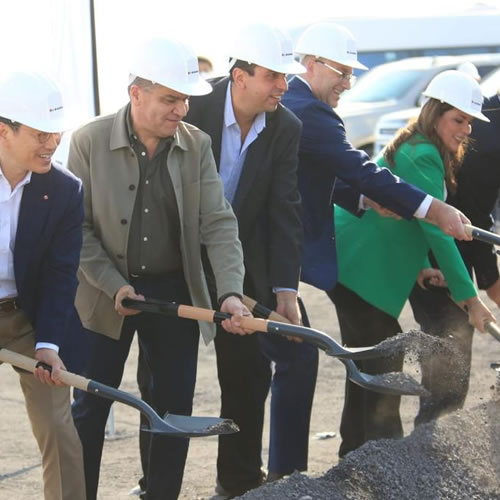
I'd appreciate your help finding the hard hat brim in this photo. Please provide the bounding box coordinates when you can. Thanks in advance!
[422,91,491,123]
[176,78,213,97]
[0,111,77,133]
[258,59,307,75]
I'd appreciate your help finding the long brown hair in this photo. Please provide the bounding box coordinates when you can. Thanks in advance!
[384,99,469,194]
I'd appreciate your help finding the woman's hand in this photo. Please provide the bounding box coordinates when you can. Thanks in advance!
[462,297,496,332]
[417,268,447,289]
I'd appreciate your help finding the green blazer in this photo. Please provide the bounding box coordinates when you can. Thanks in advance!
[335,135,476,318]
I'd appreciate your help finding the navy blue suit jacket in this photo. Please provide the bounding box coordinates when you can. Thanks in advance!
[282,77,427,291]
[13,165,84,371]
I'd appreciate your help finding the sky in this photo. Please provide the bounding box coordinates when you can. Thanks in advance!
[1,0,500,116]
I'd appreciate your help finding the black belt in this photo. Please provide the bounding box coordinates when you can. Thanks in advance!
[0,298,20,313]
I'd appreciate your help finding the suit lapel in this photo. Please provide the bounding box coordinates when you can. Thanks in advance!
[14,172,52,286]
[232,112,274,215]
[205,79,228,167]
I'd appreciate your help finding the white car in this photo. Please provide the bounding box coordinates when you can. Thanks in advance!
[373,65,500,156]
[337,54,500,156]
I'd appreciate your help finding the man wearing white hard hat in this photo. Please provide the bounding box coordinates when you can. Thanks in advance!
[68,36,249,500]
[0,71,86,499]
[184,23,315,497]
[283,22,475,298]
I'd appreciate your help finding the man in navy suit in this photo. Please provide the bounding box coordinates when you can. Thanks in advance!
[0,71,86,500]
[282,22,475,294]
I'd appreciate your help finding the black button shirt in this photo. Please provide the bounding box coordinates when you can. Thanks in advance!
[125,106,182,275]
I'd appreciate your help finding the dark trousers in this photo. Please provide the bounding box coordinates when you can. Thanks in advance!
[137,296,318,496]
[214,326,318,494]
[409,284,473,425]
[328,283,404,457]
[72,273,199,500]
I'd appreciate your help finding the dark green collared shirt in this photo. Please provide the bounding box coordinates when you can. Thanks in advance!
[125,105,182,275]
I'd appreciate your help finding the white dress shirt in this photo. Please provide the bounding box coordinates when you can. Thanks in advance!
[219,82,266,203]
[220,84,295,294]
[0,166,58,352]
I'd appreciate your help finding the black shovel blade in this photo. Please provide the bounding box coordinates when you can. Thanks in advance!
[144,414,240,437]
[87,380,239,437]
[264,321,384,360]
[141,413,239,438]
[344,360,429,397]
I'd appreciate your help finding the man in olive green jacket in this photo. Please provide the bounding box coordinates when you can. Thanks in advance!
[68,37,250,500]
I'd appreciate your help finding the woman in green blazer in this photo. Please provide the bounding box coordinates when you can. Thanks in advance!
[331,70,495,458]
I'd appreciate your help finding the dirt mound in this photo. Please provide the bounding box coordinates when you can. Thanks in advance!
[239,391,500,500]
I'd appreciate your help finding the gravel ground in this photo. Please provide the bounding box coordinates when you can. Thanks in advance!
[239,377,500,500]
[1,285,498,499]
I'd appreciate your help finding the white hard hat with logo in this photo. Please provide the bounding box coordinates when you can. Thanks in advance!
[456,61,480,82]
[0,71,72,132]
[422,70,489,122]
[228,23,306,74]
[129,37,212,96]
[295,22,368,71]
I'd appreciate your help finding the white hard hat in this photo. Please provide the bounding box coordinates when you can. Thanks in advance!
[0,71,72,132]
[129,37,212,96]
[422,70,489,122]
[295,22,368,71]
[228,23,305,74]
[457,61,480,82]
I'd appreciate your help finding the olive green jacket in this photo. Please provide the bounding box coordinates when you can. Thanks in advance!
[335,136,476,318]
[68,105,244,343]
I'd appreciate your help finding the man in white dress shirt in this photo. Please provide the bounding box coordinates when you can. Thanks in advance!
[0,71,86,500]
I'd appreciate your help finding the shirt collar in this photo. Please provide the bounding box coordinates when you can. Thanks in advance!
[224,82,266,133]
[294,75,312,91]
[0,165,32,198]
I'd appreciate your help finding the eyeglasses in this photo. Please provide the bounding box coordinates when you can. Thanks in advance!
[314,59,356,84]
[26,128,63,144]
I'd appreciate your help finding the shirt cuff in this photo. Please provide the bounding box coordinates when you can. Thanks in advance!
[35,342,59,353]
[273,287,297,294]
[358,195,367,211]
[414,195,433,219]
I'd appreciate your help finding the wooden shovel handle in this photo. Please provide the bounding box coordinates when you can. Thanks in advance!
[176,304,271,333]
[0,348,90,391]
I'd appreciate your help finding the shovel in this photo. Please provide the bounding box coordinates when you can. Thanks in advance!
[464,224,500,247]
[122,298,383,361]
[122,298,427,397]
[0,347,238,437]
[241,295,428,396]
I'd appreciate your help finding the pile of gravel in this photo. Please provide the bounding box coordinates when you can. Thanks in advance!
[238,384,500,500]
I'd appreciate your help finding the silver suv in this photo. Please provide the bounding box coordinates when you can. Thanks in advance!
[337,53,500,156]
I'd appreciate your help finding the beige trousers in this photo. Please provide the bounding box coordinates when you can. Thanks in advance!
[0,308,86,500]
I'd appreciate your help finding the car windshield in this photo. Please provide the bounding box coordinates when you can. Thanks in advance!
[342,68,424,103]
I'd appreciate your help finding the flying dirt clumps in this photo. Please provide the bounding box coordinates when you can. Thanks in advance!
[238,398,500,500]
[370,329,454,362]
